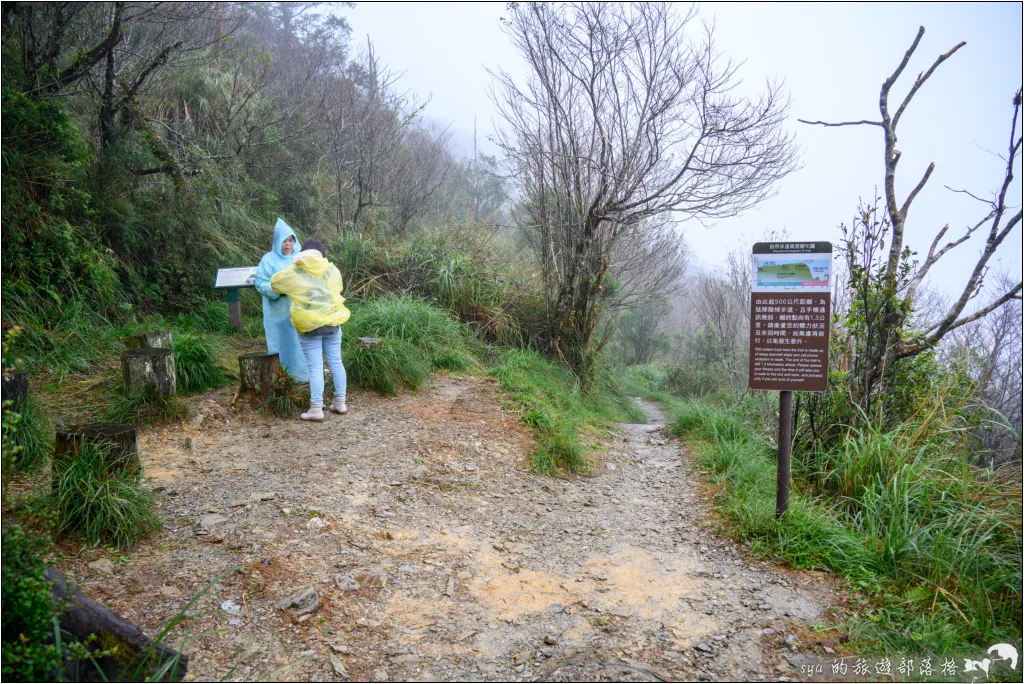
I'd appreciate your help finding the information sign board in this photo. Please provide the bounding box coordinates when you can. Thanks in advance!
[749,242,832,392]
[214,267,258,289]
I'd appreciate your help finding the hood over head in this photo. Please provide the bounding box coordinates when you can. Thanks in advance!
[292,249,329,276]
[272,218,299,258]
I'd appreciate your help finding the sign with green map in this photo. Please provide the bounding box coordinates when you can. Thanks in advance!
[752,242,832,293]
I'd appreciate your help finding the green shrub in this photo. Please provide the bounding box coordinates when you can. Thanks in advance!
[343,338,429,396]
[173,334,227,393]
[49,441,161,551]
[345,295,475,372]
[3,397,52,473]
[1,525,62,681]
[105,386,188,427]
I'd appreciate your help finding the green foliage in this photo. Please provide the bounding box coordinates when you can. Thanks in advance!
[341,295,477,395]
[489,349,641,473]
[3,397,53,473]
[344,338,430,396]
[173,333,227,393]
[0,525,62,681]
[331,232,545,347]
[672,394,1023,655]
[48,441,161,551]
[106,386,189,427]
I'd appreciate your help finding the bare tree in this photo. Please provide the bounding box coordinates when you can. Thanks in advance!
[492,2,796,375]
[321,43,427,233]
[800,27,1022,406]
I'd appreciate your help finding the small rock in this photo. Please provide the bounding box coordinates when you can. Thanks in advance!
[824,646,836,655]
[228,618,242,626]
[252,492,276,502]
[199,513,227,530]
[307,516,327,529]
[371,669,389,682]
[544,635,558,646]
[276,586,320,614]
[334,575,360,591]
[606,463,617,471]
[88,558,115,575]
[492,542,505,551]
[758,603,774,611]
[329,654,351,680]
[189,412,205,430]
[328,642,352,654]
[694,643,713,654]
[160,586,182,598]
[185,437,196,451]
[465,464,479,472]
[546,604,564,614]
[392,655,421,665]
[784,634,799,646]
[220,600,242,615]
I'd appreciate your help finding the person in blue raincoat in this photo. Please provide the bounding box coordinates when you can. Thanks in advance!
[254,218,309,381]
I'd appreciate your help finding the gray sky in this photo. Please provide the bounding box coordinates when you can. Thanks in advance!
[344,2,1023,302]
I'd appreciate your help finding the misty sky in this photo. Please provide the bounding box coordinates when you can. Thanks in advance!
[341,2,1023,303]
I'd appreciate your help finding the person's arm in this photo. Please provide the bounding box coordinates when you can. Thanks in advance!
[254,257,279,300]
[270,265,303,297]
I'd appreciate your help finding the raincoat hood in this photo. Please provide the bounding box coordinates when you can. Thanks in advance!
[292,250,329,276]
[272,218,299,259]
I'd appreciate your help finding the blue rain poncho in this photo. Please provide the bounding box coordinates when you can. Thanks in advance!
[254,218,309,381]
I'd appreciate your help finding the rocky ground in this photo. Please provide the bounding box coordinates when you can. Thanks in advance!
[56,375,849,682]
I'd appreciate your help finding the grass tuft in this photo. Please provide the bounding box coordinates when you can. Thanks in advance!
[344,338,429,396]
[3,397,52,472]
[173,333,227,393]
[105,386,188,426]
[48,440,161,551]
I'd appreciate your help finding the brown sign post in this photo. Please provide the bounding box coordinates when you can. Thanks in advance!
[748,242,832,517]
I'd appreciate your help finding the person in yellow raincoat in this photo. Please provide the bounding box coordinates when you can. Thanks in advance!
[270,238,351,421]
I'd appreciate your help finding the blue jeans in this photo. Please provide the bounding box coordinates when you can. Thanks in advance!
[298,329,346,404]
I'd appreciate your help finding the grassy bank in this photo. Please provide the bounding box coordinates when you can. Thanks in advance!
[665,394,1022,656]
[489,349,642,473]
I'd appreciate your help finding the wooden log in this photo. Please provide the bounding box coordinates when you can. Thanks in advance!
[238,352,288,403]
[122,330,173,350]
[54,423,141,485]
[122,347,176,396]
[45,567,188,682]
[357,337,383,349]
[1,371,29,411]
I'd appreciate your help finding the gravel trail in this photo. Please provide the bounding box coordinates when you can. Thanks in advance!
[57,377,843,682]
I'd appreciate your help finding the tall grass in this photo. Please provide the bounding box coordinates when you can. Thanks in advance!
[173,333,227,393]
[48,441,161,551]
[340,295,476,395]
[106,386,189,426]
[2,397,52,473]
[670,395,1023,655]
[490,349,642,473]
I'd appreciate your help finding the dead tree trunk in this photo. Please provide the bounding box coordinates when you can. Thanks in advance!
[122,330,173,350]
[1,371,29,411]
[45,567,188,682]
[54,423,141,488]
[121,348,176,395]
[238,352,288,404]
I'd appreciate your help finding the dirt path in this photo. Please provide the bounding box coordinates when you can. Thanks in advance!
[57,377,843,682]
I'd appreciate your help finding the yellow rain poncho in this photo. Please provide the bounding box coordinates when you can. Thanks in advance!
[270,249,350,334]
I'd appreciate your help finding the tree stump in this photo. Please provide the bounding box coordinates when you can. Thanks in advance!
[238,352,288,403]
[357,337,383,349]
[1,371,29,411]
[45,567,188,682]
[121,347,176,396]
[122,330,173,350]
[54,424,141,487]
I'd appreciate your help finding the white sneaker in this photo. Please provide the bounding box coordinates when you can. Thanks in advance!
[301,403,325,422]
[330,397,348,415]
